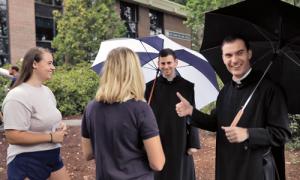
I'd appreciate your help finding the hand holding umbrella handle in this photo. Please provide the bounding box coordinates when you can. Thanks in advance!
[230,108,244,127]
[229,62,272,127]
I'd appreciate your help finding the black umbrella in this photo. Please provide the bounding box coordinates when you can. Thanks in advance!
[200,0,300,179]
[200,0,300,115]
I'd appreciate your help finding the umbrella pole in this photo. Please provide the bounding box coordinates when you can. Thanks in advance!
[147,68,160,105]
[230,60,273,127]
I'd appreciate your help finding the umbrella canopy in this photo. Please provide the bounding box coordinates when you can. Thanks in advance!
[92,35,219,109]
[91,38,158,73]
[200,0,300,114]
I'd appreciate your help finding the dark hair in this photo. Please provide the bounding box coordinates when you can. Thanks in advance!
[158,48,176,59]
[221,34,250,50]
[13,47,52,88]
[11,65,19,72]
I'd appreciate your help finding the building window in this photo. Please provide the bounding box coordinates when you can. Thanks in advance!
[120,2,138,38]
[36,17,54,41]
[0,0,9,65]
[35,1,62,49]
[35,0,62,6]
[54,0,62,6]
[149,10,163,35]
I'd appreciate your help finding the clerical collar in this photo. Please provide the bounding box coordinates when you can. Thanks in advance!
[232,68,252,84]
[162,73,176,81]
[159,75,181,84]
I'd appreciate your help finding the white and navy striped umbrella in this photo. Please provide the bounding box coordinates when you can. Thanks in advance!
[92,34,219,109]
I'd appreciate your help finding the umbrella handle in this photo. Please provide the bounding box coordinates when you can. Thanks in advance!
[147,69,160,105]
[230,61,273,127]
[230,108,244,127]
[147,78,157,105]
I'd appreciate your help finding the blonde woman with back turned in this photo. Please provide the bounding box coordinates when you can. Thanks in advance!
[81,47,165,180]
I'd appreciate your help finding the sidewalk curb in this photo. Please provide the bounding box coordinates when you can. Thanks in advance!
[62,119,81,126]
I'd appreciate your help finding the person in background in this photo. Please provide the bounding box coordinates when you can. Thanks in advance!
[81,47,165,180]
[175,35,291,180]
[2,47,70,180]
[0,65,20,131]
[8,65,19,89]
[145,48,200,180]
[1,66,20,131]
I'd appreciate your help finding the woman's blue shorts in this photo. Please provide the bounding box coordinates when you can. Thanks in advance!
[7,148,64,180]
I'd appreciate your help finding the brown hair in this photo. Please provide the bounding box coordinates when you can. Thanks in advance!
[13,47,51,88]
[10,65,19,72]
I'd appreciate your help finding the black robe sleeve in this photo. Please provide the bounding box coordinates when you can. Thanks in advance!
[190,108,218,132]
[186,88,200,149]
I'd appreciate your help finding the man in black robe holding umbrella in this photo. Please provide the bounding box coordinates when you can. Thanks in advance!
[145,48,200,180]
[176,35,291,180]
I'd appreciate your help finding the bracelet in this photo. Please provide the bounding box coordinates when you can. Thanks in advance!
[50,133,53,143]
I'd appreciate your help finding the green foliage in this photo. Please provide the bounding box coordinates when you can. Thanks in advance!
[52,0,126,65]
[46,62,99,116]
[200,75,223,113]
[0,64,13,103]
[200,101,216,114]
[0,76,10,103]
[287,114,300,150]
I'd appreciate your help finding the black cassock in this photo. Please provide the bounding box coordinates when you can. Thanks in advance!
[145,76,200,180]
[191,70,291,180]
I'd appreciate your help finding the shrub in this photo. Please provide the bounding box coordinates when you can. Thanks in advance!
[0,64,12,104]
[0,76,10,104]
[287,114,300,150]
[46,62,99,116]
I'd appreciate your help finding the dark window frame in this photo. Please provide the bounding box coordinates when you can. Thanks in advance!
[149,9,164,36]
[35,16,56,41]
[35,16,56,49]
[120,1,139,38]
[35,0,62,7]
[35,1,62,49]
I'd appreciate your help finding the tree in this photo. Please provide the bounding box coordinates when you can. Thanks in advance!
[52,0,126,64]
[184,0,240,50]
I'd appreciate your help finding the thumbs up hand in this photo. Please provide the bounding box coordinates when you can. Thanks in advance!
[176,92,193,117]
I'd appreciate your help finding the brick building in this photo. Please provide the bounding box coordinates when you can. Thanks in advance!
[0,0,191,65]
